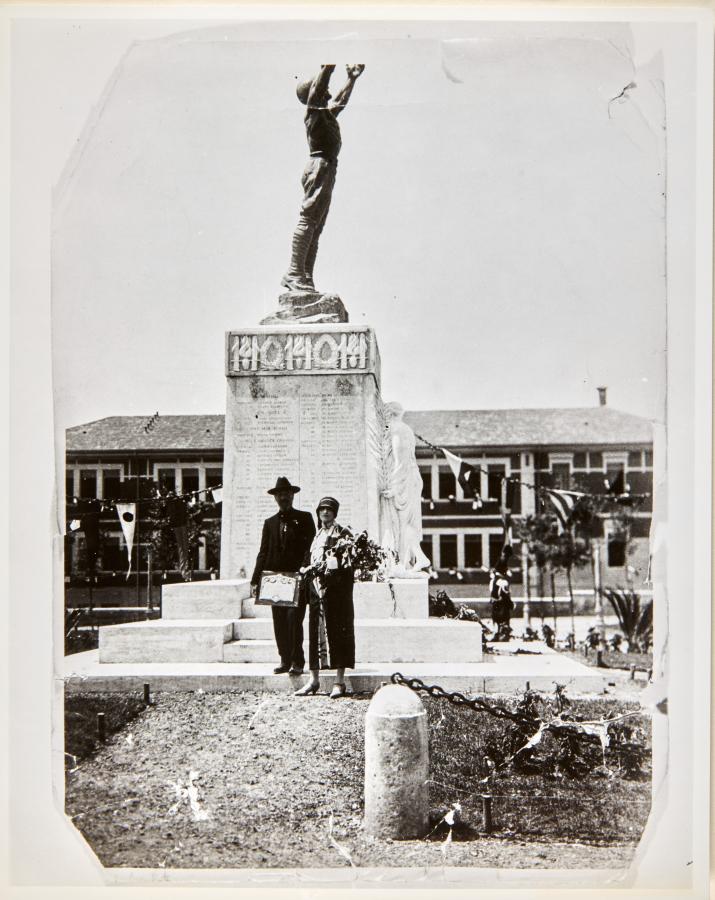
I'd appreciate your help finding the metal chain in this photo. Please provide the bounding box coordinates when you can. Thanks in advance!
[390,672,537,728]
[389,672,642,738]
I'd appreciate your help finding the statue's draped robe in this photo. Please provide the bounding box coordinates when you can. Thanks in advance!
[383,421,431,571]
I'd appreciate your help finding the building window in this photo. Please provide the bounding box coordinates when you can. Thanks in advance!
[573,452,587,469]
[606,461,626,491]
[607,536,626,567]
[589,451,603,469]
[182,468,200,495]
[438,469,456,499]
[79,469,97,499]
[157,468,176,493]
[420,468,432,499]
[628,451,642,468]
[464,534,483,568]
[101,536,126,573]
[487,465,505,502]
[439,535,457,569]
[420,535,433,564]
[206,468,223,489]
[206,538,220,571]
[65,472,74,502]
[551,463,571,490]
[489,534,505,568]
[103,470,122,500]
[644,451,653,467]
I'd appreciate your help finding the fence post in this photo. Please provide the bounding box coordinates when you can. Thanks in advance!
[481,794,493,834]
[363,684,429,839]
[97,712,106,742]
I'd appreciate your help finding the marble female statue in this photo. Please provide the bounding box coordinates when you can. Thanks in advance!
[380,402,431,574]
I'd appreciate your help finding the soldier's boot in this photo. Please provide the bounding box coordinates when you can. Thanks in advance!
[281,218,315,292]
[303,231,322,292]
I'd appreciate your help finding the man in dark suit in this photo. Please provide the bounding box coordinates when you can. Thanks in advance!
[251,477,316,674]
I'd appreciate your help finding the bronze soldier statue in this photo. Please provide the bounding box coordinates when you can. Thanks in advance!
[281,64,365,293]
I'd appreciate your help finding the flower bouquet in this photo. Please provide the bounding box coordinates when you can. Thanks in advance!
[302,530,391,586]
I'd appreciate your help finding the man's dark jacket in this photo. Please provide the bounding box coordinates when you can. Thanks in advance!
[251,509,316,587]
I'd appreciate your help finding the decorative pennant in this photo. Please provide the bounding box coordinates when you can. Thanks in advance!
[68,519,81,532]
[115,502,137,578]
[210,487,223,504]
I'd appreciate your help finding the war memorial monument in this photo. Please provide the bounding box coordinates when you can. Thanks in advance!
[72,64,602,692]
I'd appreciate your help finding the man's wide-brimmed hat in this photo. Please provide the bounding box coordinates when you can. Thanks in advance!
[316,496,340,515]
[267,476,301,496]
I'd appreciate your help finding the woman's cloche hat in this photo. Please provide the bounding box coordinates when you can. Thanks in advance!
[267,476,301,496]
[316,496,340,516]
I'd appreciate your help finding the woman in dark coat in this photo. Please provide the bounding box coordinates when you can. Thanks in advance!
[295,496,355,698]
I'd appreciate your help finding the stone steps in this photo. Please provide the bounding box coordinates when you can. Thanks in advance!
[97,579,480,666]
[98,619,236,663]
[161,578,427,621]
[162,579,251,620]
[224,618,483,664]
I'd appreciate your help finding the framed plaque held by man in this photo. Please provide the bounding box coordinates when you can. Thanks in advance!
[256,570,301,607]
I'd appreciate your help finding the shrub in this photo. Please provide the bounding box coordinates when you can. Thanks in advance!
[600,588,653,652]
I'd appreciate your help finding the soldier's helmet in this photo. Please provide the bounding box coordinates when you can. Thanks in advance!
[296,79,313,105]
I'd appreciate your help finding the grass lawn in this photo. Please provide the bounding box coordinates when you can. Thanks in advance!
[64,688,651,870]
[560,649,653,673]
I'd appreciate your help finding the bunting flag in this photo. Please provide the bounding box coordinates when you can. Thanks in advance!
[545,489,584,532]
[604,469,630,496]
[442,449,483,505]
[115,503,137,578]
[210,487,223,504]
[501,510,513,545]
[68,519,81,532]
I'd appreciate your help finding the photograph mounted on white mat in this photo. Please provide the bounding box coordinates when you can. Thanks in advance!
[6,6,709,894]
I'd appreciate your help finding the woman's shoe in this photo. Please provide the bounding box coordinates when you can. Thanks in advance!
[294,681,320,696]
[329,682,346,699]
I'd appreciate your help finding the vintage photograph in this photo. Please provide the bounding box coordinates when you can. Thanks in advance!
[7,8,708,891]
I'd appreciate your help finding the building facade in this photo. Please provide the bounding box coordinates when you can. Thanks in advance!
[65,395,653,598]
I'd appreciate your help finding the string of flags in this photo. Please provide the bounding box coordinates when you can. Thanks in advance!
[66,483,223,510]
[65,483,223,580]
[414,432,649,534]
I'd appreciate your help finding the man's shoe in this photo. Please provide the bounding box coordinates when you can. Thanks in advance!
[273,665,291,674]
[288,666,304,676]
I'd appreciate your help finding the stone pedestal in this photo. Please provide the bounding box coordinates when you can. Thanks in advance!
[220,325,383,579]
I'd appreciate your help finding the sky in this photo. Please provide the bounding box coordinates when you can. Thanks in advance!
[16,18,671,428]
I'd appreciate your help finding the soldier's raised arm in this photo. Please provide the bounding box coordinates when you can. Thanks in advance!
[329,64,365,117]
[307,64,336,106]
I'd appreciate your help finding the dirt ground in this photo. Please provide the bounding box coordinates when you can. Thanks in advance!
[65,689,649,871]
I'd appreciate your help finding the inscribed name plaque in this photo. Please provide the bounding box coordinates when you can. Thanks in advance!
[220,325,384,580]
[226,324,380,380]
[256,571,301,607]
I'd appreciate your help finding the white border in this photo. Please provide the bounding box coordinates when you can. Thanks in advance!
[5,4,713,898]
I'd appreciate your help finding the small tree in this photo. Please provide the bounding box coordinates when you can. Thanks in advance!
[145,499,219,574]
[551,530,592,637]
[517,514,560,631]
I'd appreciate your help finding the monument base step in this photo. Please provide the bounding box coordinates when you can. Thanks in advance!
[98,619,236,663]
[224,618,482,664]
[65,650,613,695]
[160,578,428,621]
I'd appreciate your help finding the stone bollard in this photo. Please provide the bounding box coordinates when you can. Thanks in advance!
[363,684,429,839]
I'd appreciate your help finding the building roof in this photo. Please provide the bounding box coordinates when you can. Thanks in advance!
[66,415,226,453]
[66,406,652,455]
[403,407,652,448]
